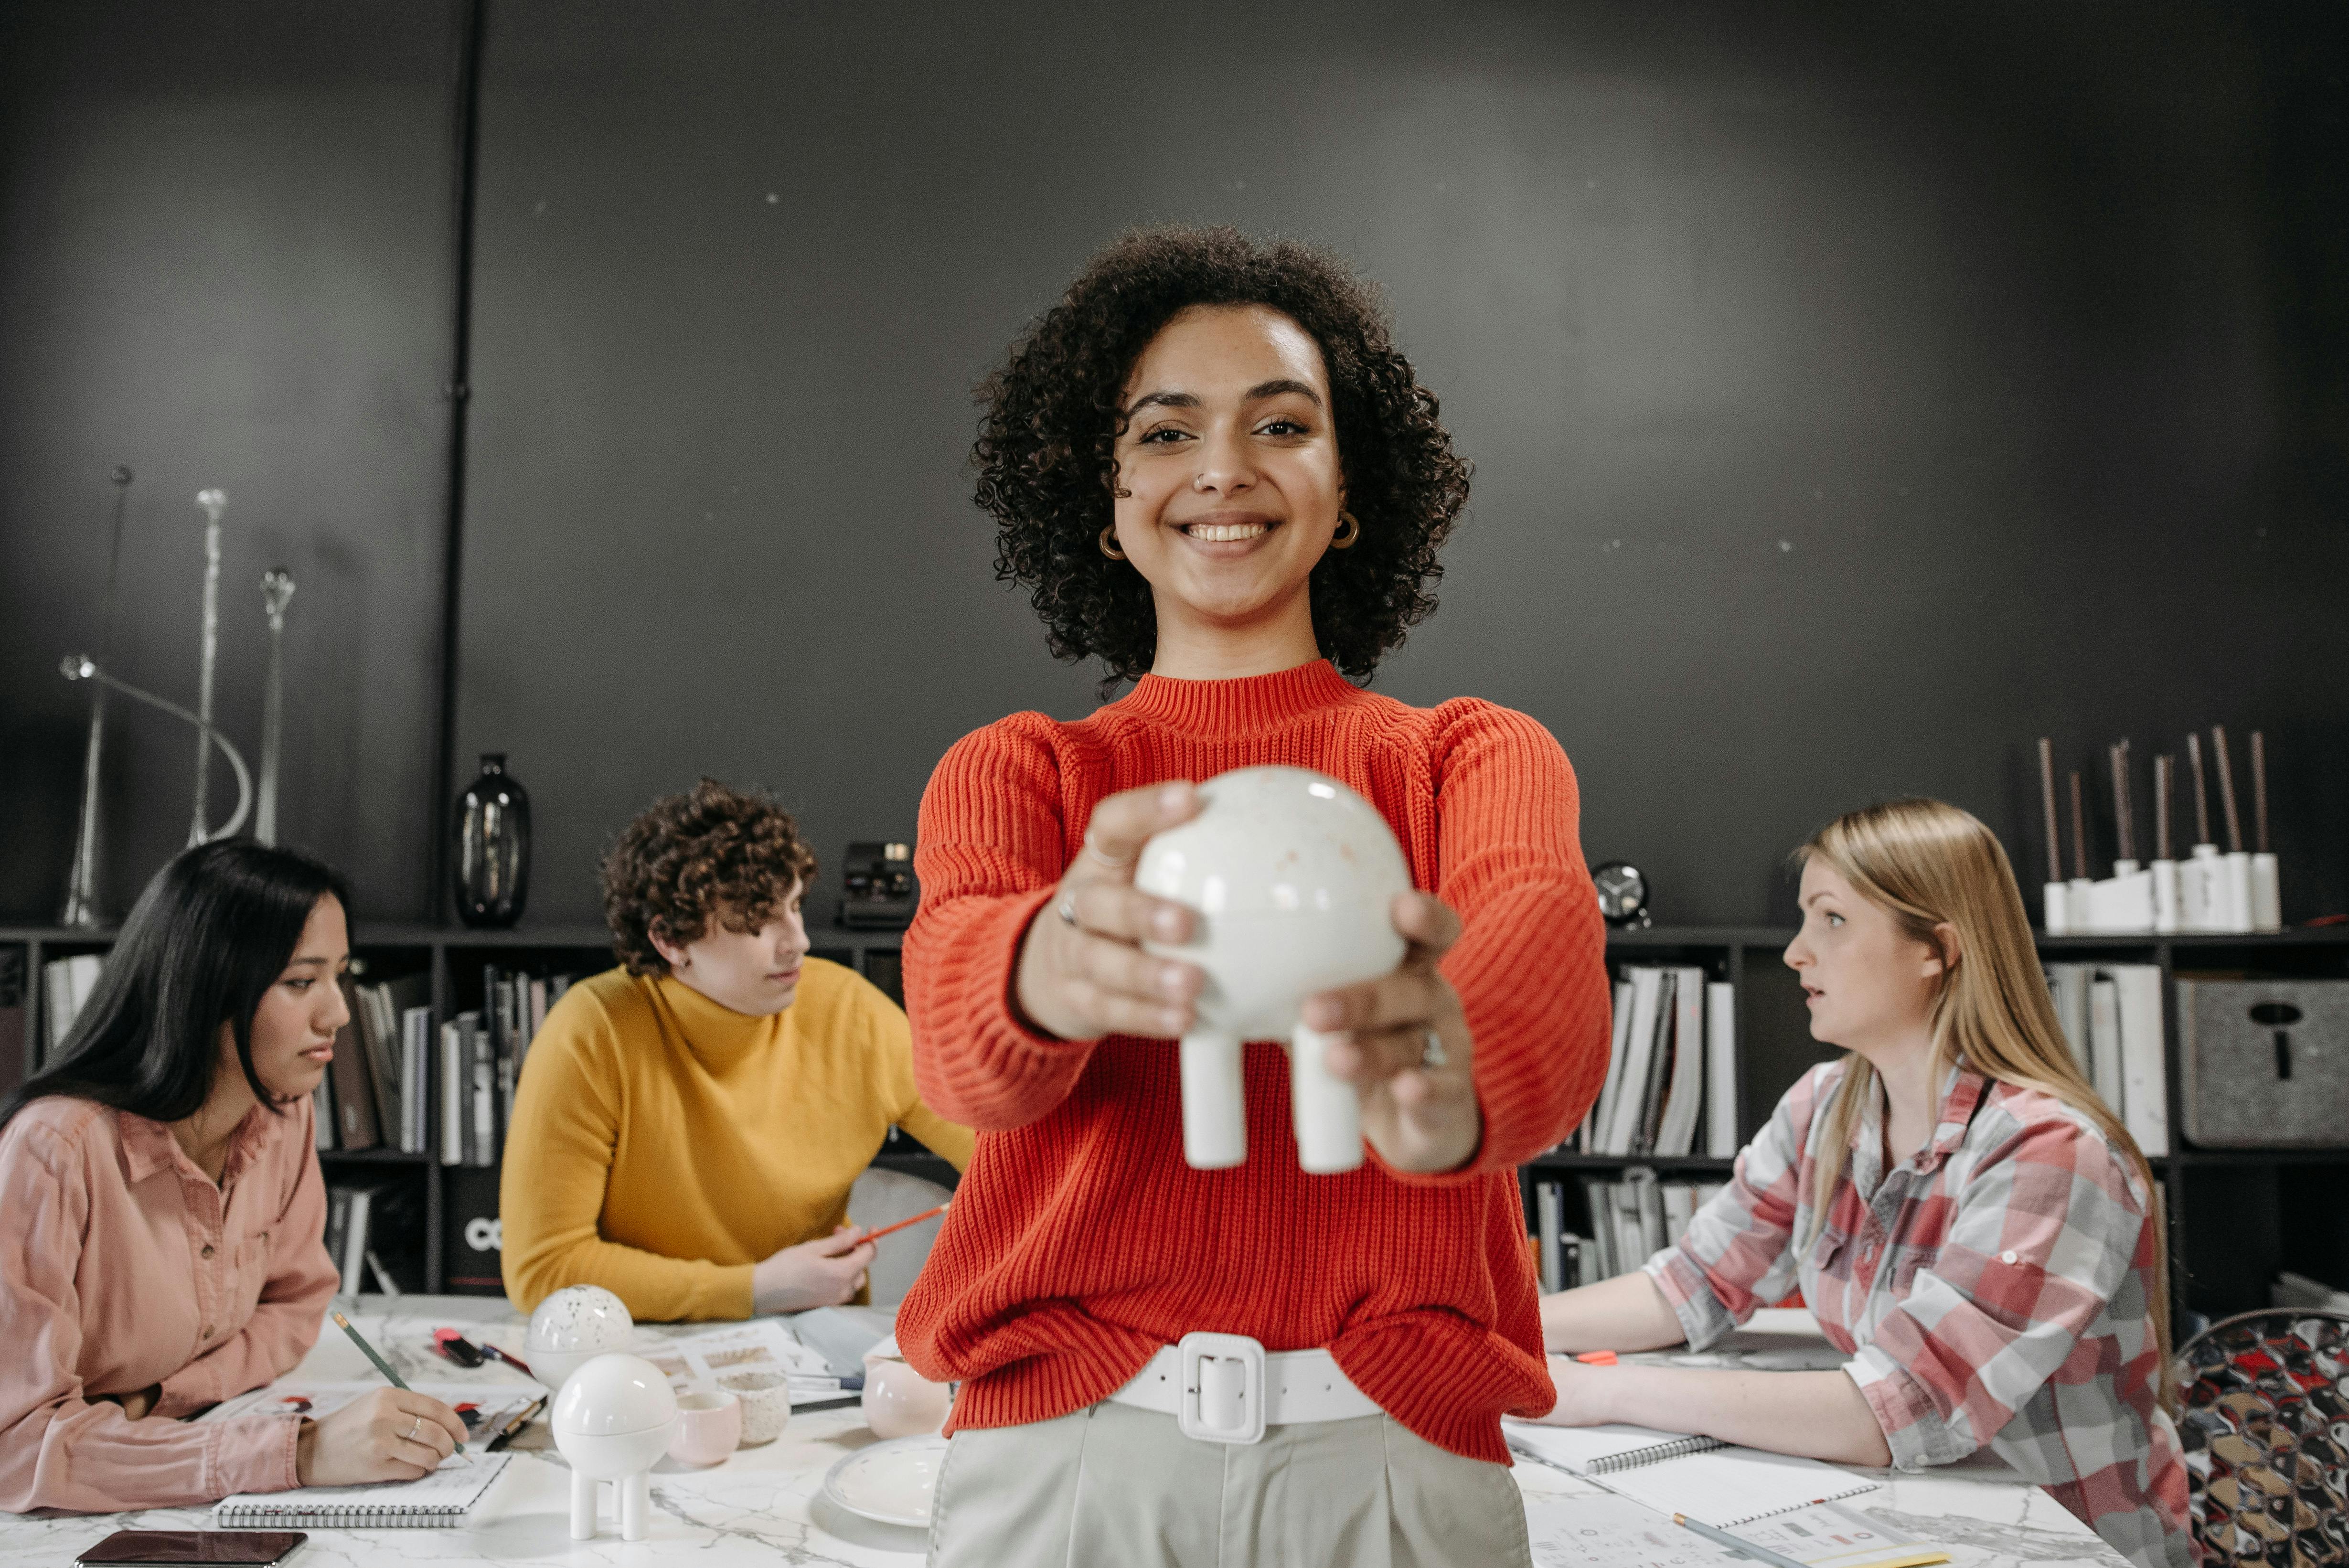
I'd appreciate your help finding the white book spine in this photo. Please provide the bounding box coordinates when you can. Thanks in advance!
[440,1021,464,1166]
[2088,978,2124,1118]
[1588,980,1636,1153]
[1537,1183,1564,1292]
[2109,964,2169,1156]
[1656,968,1707,1156]
[1704,981,1738,1158]
[1603,970,1666,1155]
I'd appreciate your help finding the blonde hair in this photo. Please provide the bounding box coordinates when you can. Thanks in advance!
[1796,798,2173,1408]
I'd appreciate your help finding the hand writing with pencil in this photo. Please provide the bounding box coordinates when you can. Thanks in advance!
[294,1387,469,1486]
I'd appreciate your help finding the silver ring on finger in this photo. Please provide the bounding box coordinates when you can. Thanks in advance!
[1057,892,1079,927]
[1420,1028,1449,1069]
[407,1416,423,1442]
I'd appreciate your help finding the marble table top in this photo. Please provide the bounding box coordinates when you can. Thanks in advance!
[0,1297,2128,1568]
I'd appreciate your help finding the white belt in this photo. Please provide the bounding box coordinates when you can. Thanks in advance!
[1107,1333,1381,1445]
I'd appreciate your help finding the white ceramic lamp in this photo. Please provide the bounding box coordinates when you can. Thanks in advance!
[1136,766,1412,1174]
[552,1352,677,1542]
[527,1284,635,1393]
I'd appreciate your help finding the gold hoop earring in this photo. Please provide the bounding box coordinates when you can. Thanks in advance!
[1331,511,1361,549]
[1099,525,1127,561]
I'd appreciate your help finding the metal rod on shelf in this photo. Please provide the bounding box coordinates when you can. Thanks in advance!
[62,655,252,843]
[2210,726,2245,853]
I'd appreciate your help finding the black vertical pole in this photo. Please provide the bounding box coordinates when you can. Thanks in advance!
[431,0,487,923]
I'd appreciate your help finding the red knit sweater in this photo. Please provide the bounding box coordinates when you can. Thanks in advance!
[897,659,1612,1463]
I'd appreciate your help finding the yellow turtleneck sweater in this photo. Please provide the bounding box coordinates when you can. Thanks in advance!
[499,958,973,1321]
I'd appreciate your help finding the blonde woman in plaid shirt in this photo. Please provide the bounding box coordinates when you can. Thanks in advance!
[1533,799,2189,1568]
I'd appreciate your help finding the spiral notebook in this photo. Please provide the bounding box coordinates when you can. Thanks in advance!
[1505,1421,1875,1528]
[214,1451,512,1528]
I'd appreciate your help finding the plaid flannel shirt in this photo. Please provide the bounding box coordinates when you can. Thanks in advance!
[1646,1059,2189,1568]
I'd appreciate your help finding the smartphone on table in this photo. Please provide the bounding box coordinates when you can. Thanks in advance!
[77,1531,306,1565]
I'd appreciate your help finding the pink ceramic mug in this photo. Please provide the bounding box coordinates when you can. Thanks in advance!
[667,1389,742,1466]
[861,1357,951,1439]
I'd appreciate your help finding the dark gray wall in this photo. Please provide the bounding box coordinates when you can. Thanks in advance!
[459,0,2348,928]
[0,1,455,921]
[6,1,2343,931]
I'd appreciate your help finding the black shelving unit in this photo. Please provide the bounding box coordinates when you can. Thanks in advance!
[0,920,918,1293]
[8,918,2341,1314]
[1524,925,2349,1327]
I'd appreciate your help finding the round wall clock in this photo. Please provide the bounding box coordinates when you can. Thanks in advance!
[1590,861,1651,928]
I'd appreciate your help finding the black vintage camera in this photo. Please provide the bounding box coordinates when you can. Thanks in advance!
[840,841,918,929]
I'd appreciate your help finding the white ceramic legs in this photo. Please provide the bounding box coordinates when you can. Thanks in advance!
[1177,1028,1363,1173]
[1180,1032,1246,1169]
[1288,1024,1363,1174]
[569,1470,652,1542]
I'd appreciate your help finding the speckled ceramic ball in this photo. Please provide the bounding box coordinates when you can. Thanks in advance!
[1136,765,1412,1173]
[527,1284,635,1392]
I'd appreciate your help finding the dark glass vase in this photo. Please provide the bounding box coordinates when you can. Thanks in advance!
[454,753,531,928]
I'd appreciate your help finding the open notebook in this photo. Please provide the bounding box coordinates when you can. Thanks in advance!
[1505,1421,1875,1529]
[214,1451,513,1528]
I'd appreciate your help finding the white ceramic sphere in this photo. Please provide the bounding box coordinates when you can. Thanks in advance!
[528,1284,634,1390]
[1136,766,1411,1035]
[552,1353,678,1478]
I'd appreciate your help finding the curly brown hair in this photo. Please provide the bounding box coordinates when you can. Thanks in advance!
[601,779,817,977]
[974,226,1471,690]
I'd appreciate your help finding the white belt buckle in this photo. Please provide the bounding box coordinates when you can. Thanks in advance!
[1177,1332,1266,1445]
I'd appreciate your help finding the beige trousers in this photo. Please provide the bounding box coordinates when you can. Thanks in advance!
[926,1401,1533,1568]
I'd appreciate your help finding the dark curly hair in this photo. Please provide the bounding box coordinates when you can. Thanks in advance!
[601,779,817,977]
[974,226,1471,689]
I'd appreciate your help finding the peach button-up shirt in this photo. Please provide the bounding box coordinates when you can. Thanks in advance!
[0,1093,339,1512]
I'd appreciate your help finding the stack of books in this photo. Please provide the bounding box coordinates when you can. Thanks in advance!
[1533,1167,1729,1289]
[312,972,434,1154]
[323,1181,406,1294]
[2043,963,2167,1154]
[439,964,577,1168]
[1561,965,1739,1159]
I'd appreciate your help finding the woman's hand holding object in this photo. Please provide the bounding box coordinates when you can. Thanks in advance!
[1014,782,1206,1043]
[753,1225,876,1314]
[1303,891,1481,1174]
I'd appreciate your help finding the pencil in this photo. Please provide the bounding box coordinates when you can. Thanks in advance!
[861,1202,949,1244]
[331,1310,466,1455]
[1673,1512,1810,1568]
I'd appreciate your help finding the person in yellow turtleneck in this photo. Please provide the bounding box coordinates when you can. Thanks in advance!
[500,779,973,1322]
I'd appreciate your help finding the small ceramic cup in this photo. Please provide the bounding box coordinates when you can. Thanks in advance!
[862,1357,951,1440]
[718,1369,791,1447]
[667,1389,742,1466]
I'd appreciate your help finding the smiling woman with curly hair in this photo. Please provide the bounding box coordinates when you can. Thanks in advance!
[899,227,1612,1568]
[978,225,1471,689]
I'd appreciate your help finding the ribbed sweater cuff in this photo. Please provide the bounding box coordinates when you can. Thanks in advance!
[914,887,1101,1129]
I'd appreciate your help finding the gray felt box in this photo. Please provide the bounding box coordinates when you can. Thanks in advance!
[2178,978,2349,1148]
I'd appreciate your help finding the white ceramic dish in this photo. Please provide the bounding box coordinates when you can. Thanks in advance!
[822,1435,951,1529]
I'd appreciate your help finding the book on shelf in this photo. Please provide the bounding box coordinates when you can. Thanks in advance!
[327,976,381,1149]
[42,953,105,1058]
[2043,961,2167,1155]
[432,962,580,1169]
[1704,980,1737,1158]
[1536,1182,1566,1291]
[325,1182,380,1295]
[1537,1169,1726,1285]
[1572,964,1737,1158]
